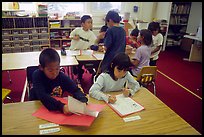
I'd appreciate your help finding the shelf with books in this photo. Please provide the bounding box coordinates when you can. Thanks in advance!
[2,17,49,53]
[166,2,191,47]
[48,18,81,48]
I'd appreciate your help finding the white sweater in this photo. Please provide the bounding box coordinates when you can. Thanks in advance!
[89,72,141,103]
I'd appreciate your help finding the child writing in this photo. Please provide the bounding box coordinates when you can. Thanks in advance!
[100,10,126,73]
[69,15,97,50]
[89,52,141,104]
[29,48,88,114]
[148,21,163,66]
[130,29,152,77]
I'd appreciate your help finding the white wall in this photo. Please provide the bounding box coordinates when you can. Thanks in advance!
[186,2,202,34]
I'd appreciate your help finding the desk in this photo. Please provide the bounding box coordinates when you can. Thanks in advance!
[2,88,200,135]
[2,50,78,71]
[183,35,202,62]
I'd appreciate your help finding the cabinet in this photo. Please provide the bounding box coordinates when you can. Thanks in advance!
[166,2,191,47]
[2,17,49,53]
[48,18,81,48]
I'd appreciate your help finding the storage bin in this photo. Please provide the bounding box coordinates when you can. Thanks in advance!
[39,34,49,39]
[32,40,40,45]
[13,30,21,35]
[22,46,31,52]
[31,29,38,33]
[32,45,41,51]
[2,47,13,53]
[3,30,11,35]
[22,30,29,34]
[50,22,60,28]
[32,34,39,39]
[13,46,22,53]
[2,36,11,41]
[40,28,48,33]
[2,42,12,47]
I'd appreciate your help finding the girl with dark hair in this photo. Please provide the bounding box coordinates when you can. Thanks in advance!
[130,29,152,77]
[89,52,140,104]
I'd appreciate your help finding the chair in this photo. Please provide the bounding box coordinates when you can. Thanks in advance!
[2,88,12,103]
[134,66,157,95]
[93,60,103,83]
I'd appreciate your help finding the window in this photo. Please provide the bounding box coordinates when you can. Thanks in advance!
[91,2,121,13]
[46,2,84,16]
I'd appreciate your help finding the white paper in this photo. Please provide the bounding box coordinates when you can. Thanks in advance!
[39,127,60,135]
[109,94,144,116]
[67,96,99,117]
[66,50,80,56]
[123,115,141,122]
[92,53,104,60]
[39,123,59,129]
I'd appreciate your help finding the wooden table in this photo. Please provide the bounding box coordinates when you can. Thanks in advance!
[2,88,200,135]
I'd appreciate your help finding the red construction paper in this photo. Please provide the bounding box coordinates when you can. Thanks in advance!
[32,96,106,126]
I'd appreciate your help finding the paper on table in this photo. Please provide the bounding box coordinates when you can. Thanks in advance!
[32,96,106,126]
[66,50,80,56]
[108,94,144,117]
[92,53,104,60]
[68,96,99,117]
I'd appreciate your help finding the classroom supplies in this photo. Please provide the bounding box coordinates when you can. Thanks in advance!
[32,96,105,126]
[108,94,144,117]
[39,127,60,135]
[123,115,141,122]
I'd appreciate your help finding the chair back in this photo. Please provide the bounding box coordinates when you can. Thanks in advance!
[26,66,39,88]
[137,66,157,84]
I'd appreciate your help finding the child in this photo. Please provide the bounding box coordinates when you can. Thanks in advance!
[89,52,141,104]
[148,21,163,66]
[29,48,88,114]
[130,29,152,77]
[90,25,108,52]
[69,15,97,50]
[126,27,141,48]
[100,10,126,73]
[69,15,97,81]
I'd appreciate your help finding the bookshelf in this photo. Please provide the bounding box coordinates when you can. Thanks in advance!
[48,18,81,48]
[166,2,191,47]
[2,16,49,53]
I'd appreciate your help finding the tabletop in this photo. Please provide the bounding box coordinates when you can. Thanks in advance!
[2,87,200,135]
[2,50,79,71]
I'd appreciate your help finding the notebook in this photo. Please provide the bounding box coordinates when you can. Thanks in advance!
[107,94,144,117]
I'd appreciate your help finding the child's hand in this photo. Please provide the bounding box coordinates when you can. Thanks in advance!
[63,105,72,115]
[123,88,131,97]
[73,35,80,40]
[108,95,117,104]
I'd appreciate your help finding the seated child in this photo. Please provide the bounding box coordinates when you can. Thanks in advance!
[130,29,152,77]
[29,48,88,115]
[89,52,141,104]
[126,27,141,49]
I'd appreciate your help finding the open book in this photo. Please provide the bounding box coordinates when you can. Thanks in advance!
[108,94,144,117]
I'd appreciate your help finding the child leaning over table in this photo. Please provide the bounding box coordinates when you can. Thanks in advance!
[29,48,88,114]
[89,52,141,104]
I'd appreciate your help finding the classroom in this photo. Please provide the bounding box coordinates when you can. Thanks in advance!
[2,2,202,135]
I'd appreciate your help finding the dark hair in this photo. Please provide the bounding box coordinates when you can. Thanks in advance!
[39,48,60,68]
[140,29,152,46]
[105,10,121,23]
[148,21,161,32]
[107,52,133,80]
[81,15,92,23]
[100,25,108,32]
[130,28,139,37]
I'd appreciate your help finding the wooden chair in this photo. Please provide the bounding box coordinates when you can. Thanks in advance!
[134,66,157,95]
[2,88,12,103]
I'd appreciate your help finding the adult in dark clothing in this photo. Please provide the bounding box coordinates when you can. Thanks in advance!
[29,48,88,114]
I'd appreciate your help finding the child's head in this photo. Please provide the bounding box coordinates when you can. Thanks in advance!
[39,48,60,80]
[81,15,93,31]
[100,25,108,33]
[148,21,161,36]
[130,28,139,40]
[105,10,121,27]
[137,29,152,46]
[108,52,133,80]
